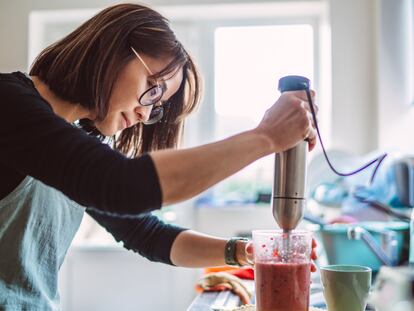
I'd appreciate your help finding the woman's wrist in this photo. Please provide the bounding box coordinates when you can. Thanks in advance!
[225,237,250,266]
[249,127,279,155]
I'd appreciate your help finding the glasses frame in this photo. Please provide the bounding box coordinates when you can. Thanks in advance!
[131,47,166,125]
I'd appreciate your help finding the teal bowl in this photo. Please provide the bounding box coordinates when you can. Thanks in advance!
[318,221,409,271]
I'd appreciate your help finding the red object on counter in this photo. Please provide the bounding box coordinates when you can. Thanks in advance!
[227,267,254,280]
[203,267,254,280]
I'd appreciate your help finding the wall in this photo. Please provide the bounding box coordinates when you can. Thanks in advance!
[329,0,378,154]
[329,0,414,155]
[377,0,414,153]
[0,0,30,72]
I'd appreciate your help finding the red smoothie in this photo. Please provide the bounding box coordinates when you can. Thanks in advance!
[255,262,310,311]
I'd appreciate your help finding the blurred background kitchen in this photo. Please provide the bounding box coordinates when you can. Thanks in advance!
[1,0,413,310]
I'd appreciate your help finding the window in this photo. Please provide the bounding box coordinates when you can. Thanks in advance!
[205,24,314,205]
[162,2,328,206]
[215,25,314,123]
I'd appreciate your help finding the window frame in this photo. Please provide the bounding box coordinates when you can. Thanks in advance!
[166,8,327,149]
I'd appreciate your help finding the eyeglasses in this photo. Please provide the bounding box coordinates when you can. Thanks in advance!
[131,47,166,125]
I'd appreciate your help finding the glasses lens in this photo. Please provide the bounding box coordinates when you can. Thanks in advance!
[140,85,163,106]
[143,106,164,125]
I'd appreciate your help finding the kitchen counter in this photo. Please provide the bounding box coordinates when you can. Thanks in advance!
[187,282,252,311]
[187,276,328,311]
[187,272,376,311]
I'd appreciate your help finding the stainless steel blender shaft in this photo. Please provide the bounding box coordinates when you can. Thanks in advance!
[272,75,310,231]
[272,140,308,230]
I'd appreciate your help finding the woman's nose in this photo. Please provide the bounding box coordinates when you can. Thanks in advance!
[134,105,152,124]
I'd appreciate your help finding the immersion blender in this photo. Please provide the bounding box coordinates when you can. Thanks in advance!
[272,75,387,258]
[272,75,311,258]
[273,75,310,230]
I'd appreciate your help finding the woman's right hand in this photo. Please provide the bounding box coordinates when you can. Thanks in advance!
[255,90,318,153]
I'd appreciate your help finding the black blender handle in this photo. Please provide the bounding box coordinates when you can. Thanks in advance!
[278,75,310,93]
[278,75,312,143]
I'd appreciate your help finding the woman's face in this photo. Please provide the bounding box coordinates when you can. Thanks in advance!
[94,54,183,136]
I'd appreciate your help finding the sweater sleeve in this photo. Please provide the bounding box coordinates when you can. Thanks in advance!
[0,73,162,216]
[86,208,188,265]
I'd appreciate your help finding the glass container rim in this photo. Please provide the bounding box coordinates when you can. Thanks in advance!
[321,264,372,273]
[252,229,312,236]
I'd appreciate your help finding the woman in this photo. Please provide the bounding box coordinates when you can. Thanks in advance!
[0,3,317,310]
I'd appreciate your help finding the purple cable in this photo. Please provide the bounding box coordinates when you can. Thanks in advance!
[305,89,387,185]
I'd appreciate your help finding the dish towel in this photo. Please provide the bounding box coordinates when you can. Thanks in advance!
[195,270,253,305]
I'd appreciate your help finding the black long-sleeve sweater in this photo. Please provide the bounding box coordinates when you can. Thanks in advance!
[0,71,187,265]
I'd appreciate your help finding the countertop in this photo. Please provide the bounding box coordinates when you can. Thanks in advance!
[187,273,375,311]
[187,277,328,311]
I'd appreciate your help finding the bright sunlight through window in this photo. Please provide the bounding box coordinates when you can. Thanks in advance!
[209,24,314,205]
[215,24,314,127]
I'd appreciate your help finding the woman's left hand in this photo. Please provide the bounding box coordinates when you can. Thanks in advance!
[237,238,318,272]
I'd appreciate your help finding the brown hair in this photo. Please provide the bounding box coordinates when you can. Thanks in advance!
[30,3,202,157]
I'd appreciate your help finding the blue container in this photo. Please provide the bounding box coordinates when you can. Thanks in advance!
[318,221,409,271]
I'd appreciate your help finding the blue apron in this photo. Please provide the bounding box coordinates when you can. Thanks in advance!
[0,176,84,310]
